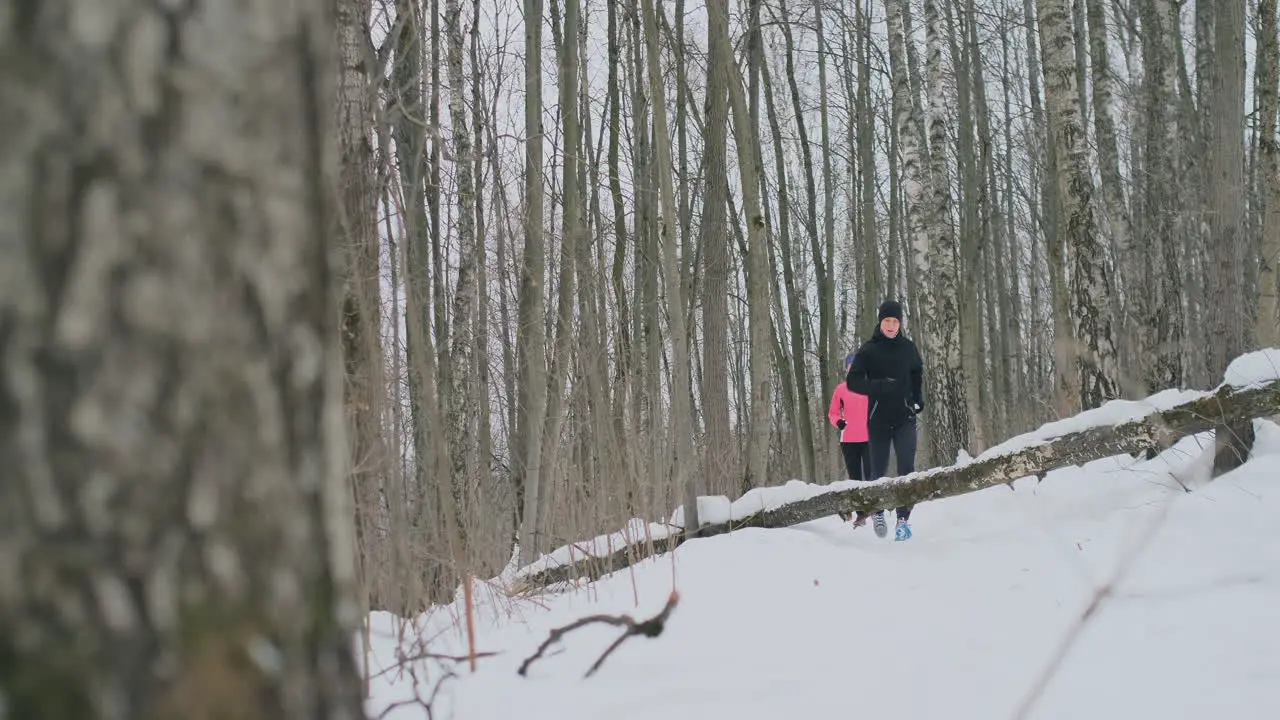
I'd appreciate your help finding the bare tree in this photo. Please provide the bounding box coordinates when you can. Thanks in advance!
[1259,0,1280,348]
[641,0,699,528]
[336,0,393,610]
[716,0,773,492]
[1206,0,1250,377]
[515,0,549,566]
[700,0,736,498]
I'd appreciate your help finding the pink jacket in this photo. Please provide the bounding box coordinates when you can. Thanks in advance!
[828,383,869,443]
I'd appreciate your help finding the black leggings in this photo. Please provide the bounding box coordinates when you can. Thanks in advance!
[840,441,870,481]
[868,421,918,522]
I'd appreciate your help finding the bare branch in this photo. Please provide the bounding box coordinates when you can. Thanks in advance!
[517,591,681,678]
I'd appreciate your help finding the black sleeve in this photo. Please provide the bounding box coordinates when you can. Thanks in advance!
[845,346,872,395]
[910,342,924,406]
[846,345,893,396]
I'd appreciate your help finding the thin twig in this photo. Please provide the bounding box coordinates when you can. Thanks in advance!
[1011,485,1178,720]
[517,590,681,678]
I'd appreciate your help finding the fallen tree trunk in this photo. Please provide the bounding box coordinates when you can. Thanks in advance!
[514,378,1280,592]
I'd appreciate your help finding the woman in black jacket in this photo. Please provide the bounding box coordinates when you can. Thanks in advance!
[845,299,924,540]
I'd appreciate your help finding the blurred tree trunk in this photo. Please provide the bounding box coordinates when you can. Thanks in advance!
[0,1,366,717]
[336,0,390,610]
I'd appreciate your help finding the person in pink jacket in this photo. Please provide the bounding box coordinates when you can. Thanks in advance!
[829,352,870,523]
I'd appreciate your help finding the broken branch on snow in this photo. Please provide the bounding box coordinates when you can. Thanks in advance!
[513,379,1280,592]
[517,591,681,679]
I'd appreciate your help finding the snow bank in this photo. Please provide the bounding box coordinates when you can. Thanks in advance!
[1224,347,1280,389]
[513,517,679,580]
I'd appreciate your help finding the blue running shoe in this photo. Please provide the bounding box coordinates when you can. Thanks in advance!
[895,518,912,541]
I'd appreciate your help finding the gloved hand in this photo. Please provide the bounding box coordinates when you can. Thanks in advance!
[837,419,847,430]
[911,400,924,415]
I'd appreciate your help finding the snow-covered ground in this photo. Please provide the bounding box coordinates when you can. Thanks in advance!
[362,351,1280,720]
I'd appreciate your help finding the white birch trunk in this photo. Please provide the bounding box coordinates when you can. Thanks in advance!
[922,0,971,462]
[1038,0,1122,410]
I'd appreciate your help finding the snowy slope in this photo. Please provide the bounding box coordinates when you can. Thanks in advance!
[362,417,1280,720]
[363,352,1280,719]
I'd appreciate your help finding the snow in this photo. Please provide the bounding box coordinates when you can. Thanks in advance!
[513,517,680,578]
[1224,347,1280,389]
[361,418,1280,720]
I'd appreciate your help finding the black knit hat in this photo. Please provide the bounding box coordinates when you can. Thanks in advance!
[878,299,904,322]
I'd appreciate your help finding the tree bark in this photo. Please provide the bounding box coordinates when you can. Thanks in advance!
[335,0,390,609]
[1206,0,1250,472]
[713,0,773,491]
[515,0,549,566]
[641,0,699,531]
[922,0,971,464]
[854,1,883,337]
[1259,0,1280,348]
[700,0,734,499]
[1084,0,1135,379]
[887,0,930,320]
[759,47,816,483]
[1207,0,1249,378]
[0,2,365,717]
[1135,0,1185,394]
[517,378,1280,591]
[444,0,479,563]
[1038,0,1122,411]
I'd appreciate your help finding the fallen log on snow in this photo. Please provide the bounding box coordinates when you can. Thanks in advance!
[512,375,1280,593]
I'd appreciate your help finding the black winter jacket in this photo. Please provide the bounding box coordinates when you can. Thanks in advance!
[845,328,924,431]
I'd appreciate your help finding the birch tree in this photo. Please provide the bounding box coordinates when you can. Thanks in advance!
[1037,0,1121,410]
[0,2,365,716]
[1132,0,1184,393]
[922,0,971,462]
[1083,0,1134,363]
[445,0,480,560]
